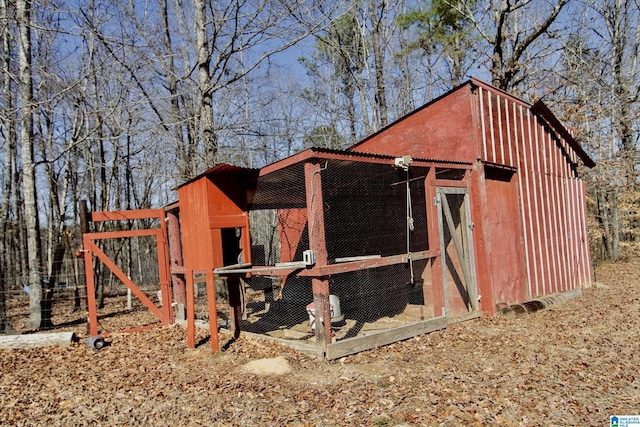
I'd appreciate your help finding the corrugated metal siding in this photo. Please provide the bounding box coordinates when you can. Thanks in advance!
[477,87,592,298]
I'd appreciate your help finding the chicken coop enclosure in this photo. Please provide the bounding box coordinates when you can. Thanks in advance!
[172,149,476,359]
[78,78,594,359]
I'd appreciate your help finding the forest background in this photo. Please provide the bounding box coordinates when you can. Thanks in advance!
[0,0,638,331]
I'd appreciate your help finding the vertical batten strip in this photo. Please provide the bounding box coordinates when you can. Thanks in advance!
[505,98,514,167]
[555,139,569,291]
[546,130,561,294]
[541,130,556,293]
[552,135,568,292]
[558,139,576,290]
[514,103,533,298]
[533,115,553,295]
[488,92,497,163]
[568,170,581,288]
[549,132,564,293]
[527,110,544,297]
[479,87,488,161]
[580,181,593,287]
[497,95,505,164]
[561,141,577,290]
[575,176,586,287]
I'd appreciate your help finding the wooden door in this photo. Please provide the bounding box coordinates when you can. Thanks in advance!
[436,188,478,317]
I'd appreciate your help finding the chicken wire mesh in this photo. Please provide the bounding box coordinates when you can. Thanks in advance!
[222,158,439,344]
[2,232,166,333]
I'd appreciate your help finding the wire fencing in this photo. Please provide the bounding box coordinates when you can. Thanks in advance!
[211,158,440,344]
[1,235,165,333]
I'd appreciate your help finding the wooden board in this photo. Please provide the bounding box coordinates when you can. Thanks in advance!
[325,316,448,360]
[0,332,76,349]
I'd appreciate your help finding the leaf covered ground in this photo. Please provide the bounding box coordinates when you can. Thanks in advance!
[1,260,639,426]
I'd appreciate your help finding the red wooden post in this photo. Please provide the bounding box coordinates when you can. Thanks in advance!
[166,210,186,311]
[205,269,220,351]
[185,269,195,348]
[304,162,331,346]
[79,201,99,336]
[425,169,445,318]
[157,213,173,324]
[83,235,99,336]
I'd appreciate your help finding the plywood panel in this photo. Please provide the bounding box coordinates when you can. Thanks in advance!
[483,167,526,307]
[352,85,477,162]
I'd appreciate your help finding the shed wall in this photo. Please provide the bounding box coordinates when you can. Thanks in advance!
[353,85,478,162]
[177,178,215,271]
[353,81,592,313]
[475,87,592,298]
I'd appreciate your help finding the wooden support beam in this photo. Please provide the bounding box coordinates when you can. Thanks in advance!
[157,214,173,324]
[167,210,186,311]
[91,208,165,222]
[305,162,331,347]
[205,270,220,351]
[83,229,159,240]
[83,236,99,337]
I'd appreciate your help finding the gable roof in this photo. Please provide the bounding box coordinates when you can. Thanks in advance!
[349,78,595,168]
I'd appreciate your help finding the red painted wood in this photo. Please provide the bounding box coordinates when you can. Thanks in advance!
[425,168,445,318]
[83,236,99,337]
[351,79,595,312]
[87,240,164,320]
[91,208,164,222]
[482,166,527,309]
[205,270,219,351]
[157,212,173,324]
[352,85,477,163]
[305,162,331,345]
[167,210,186,307]
[278,208,308,263]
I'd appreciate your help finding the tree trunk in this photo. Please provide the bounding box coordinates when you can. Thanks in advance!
[369,0,388,128]
[17,0,43,330]
[196,0,216,170]
[0,332,75,349]
[611,188,620,261]
[158,0,193,180]
[0,0,15,333]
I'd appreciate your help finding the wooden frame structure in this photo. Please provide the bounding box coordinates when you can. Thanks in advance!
[80,205,173,336]
[175,149,478,358]
[78,78,594,359]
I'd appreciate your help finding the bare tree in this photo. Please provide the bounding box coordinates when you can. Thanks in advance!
[17,0,45,330]
[0,0,16,333]
[557,0,640,261]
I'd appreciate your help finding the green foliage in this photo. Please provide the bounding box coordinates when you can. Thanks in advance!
[396,0,475,53]
[396,0,477,84]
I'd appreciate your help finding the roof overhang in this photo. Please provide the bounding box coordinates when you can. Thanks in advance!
[175,163,260,190]
[530,100,595,168]
[259,147,471,176]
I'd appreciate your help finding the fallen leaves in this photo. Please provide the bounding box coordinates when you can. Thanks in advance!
[0,259,639,425]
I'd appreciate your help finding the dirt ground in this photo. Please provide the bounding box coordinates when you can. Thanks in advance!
[1,259,639,426]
